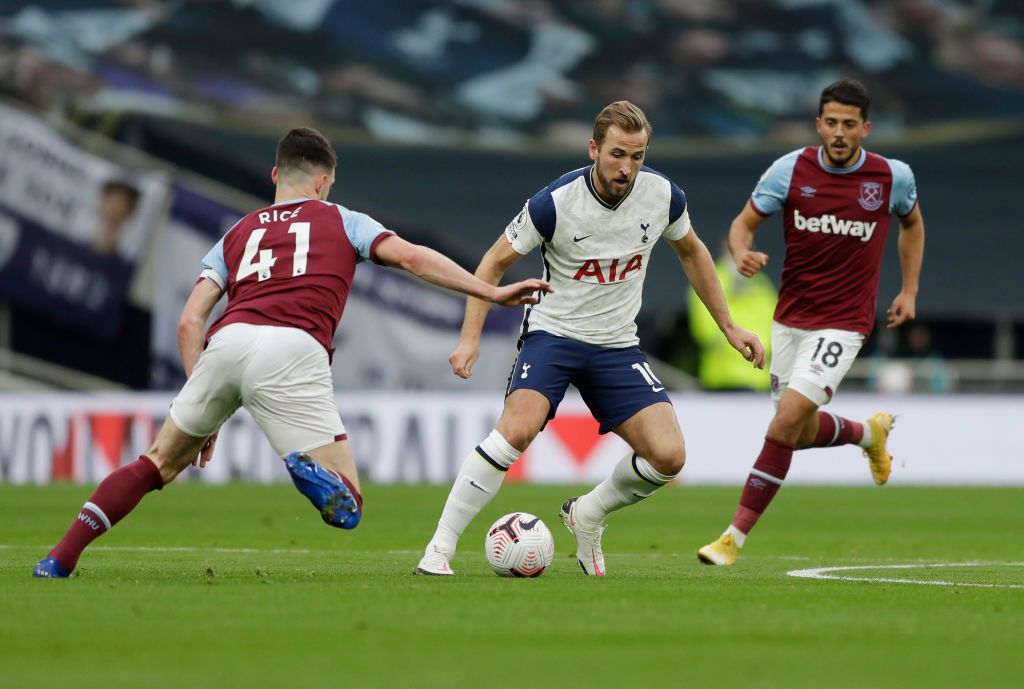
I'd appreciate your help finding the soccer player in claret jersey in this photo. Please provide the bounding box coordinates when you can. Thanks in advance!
[415,101,766,577]
[697,79,926,566]
[33,127,550,578]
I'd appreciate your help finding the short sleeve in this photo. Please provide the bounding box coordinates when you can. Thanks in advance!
[506,201,544,255]
[335,205,394,263]
[201,235,228,287]
[887,158,918,217]
[663,180,690,240]
[750,150,801,216]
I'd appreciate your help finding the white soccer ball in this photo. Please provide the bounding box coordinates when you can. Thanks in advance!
[484,512,555,577]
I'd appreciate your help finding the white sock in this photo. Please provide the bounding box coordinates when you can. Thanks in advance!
[430,430,521,549]
[857,421,874,449]
[575,453,678,525]
[726,524,747,548]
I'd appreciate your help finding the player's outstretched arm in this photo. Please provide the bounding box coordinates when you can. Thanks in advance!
[375,234,541,378]
[669,229,766,369]
[728,203,770,277]
[373,235,546,307]
[887,203,925,329]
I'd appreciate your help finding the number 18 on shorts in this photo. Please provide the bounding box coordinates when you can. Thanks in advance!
[769,323,864,406]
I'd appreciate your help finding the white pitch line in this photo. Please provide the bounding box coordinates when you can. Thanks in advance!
[0,544,310,554]
[788,562,1024,589]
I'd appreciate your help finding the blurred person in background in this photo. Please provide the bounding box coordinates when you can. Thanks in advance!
[32,127,549,578]
[698,78,925,566]
[91,180,140,255]
[689,240,777,391]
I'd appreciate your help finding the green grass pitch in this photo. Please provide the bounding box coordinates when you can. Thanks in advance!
[1,483,1021,689]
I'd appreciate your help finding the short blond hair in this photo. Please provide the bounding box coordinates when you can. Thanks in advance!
[593,101,652,146]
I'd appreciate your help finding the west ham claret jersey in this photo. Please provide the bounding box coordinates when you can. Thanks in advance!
[750,147,918,335]
[200,198,394,356]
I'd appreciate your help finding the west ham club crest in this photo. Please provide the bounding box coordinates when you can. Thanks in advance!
[858,181,884,211]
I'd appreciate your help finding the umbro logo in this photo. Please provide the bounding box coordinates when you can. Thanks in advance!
[573,234,592,243]
[800,186,817,197]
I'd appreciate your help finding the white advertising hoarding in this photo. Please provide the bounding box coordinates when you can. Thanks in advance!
[0,392,1020,486]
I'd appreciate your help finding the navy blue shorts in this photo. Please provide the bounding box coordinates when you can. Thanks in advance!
[506,331,671,434]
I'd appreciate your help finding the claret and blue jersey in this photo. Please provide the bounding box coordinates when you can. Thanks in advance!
[751,146,918,335]
[199,198,394,356]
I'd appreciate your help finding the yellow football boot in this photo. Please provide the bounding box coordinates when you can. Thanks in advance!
[864,412,895,485]
[697,533,740,566]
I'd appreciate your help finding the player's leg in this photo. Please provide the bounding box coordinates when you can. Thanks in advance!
[238,325,362,528]
[34,333,242,578]
[282,440,363,529]
[699,326,868,565]
[784,329,894,483]
[416,332,575,575]
[33,412,216,578]
[415,388,550,575]
[561,402,683,576]
[560,346,678,575]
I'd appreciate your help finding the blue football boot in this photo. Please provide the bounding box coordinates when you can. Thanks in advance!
[33,557,72,578]
[284,452,361,529]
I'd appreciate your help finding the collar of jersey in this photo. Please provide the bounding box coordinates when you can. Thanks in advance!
[273,196,316,207]
[816,146,866,174]
[585,165,635,210]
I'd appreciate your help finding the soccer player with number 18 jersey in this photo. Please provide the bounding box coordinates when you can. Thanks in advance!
[698,79,926,566]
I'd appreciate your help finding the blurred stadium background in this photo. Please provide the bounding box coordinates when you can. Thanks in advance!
[0,0,1021,487]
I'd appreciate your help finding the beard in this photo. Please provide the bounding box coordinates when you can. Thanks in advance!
[595,167,630,201]
[824,142,858,168]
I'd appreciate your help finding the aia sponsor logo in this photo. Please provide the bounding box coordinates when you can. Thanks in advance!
[573,255,643,283]
[858,181,884,211]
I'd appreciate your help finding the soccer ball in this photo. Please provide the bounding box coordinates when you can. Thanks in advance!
[484,512,555,577]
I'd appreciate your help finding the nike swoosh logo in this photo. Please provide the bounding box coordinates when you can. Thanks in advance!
[518,517,540,530]
[468,479,489,493]
[572,234,592,243]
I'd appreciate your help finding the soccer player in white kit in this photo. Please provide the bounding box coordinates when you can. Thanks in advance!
[33,127,550,579]
[416,101,766,576]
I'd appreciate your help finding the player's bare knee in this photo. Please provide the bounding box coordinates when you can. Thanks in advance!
[648,445,685,476]
[496,427,536,453]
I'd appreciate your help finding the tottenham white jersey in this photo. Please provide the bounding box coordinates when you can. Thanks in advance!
[506,165,690,347]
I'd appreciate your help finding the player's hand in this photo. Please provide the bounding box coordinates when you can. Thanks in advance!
[735,250,769,278]
[886,292,917,329]
[491,278,552,307]
[724,324,766,369]
[450,339,481,379]
[193,433,218,469]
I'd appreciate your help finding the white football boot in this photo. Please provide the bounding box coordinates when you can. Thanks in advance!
[559,497,606,576]
[415,540,455,576]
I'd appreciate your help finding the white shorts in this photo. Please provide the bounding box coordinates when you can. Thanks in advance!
[169,323,345,457]
[769,321,864,407]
